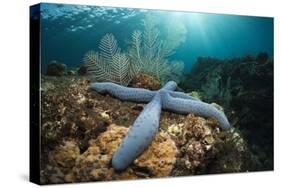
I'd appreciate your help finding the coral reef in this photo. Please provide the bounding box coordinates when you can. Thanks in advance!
[179,53,273,171]
[129,73,161,90]
[167,114,248,175]
[49,139,80,168]
[40,75,251,184]
[40,139,80,183]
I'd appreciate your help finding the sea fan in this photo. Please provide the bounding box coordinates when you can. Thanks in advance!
[84,34,134,86]
[128,30,143,76]
[84,22,184,85]
[128,20,183,84]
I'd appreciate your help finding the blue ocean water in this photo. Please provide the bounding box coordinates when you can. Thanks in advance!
[39,3,273,73]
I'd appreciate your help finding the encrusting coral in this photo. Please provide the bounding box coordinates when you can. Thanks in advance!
[168,114,248,175]
[44,124,177,183]
[49,139,80,169]
[41,139,80,183]
[129,73,161,90]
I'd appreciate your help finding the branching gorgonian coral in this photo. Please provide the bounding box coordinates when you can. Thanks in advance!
[83,34,134,86]
[84,18,185,85]
[128,20,184,83]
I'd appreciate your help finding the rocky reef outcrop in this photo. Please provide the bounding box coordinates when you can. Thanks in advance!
[77,65,88,76]
[129,73,161,90]
[179,52,273,171]
[40,74,251,184]
[168,114,248,175]
[46,60,67,76]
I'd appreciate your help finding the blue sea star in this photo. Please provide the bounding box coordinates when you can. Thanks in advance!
[90,81,230,171]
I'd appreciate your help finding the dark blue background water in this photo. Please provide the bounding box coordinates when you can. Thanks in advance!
[39,3,273,73]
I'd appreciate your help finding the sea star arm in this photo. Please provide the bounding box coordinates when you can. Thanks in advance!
[90,82,156,102]
[162,92,231,130]
[161,81,177,91]
[112,93,162,170]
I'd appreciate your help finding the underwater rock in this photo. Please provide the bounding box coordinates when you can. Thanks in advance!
[167,114,248,175]
[256,52,269,64]
[41,121,61,142]
[46,60,67,76]
[129,73,161,90]
[206,128,248,173]
[72,124,177,182]
[41,139,80,184]
[40,76,251,183]
[133,131,178,177]
[48,139,80,168]
[77,65,88,75]
[41,165,66,184]
[41,81,55,92]
[187,91,202,100]
[67,70,76,75]
[167,114,217,148]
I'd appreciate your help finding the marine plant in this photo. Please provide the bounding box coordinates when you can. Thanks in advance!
[83,16,185,85]
[128,19,184,83]
[83,34,135,86]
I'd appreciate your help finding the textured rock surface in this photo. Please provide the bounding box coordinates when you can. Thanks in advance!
[46,60,67,76]
[168,114,247,175]
[41,139,80,184]
[129,73,161,90]
[40,75,251,184]
[73,124,177,181]
[77,65,88,75]
[49,139,80,168]
[43,124,177,183]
